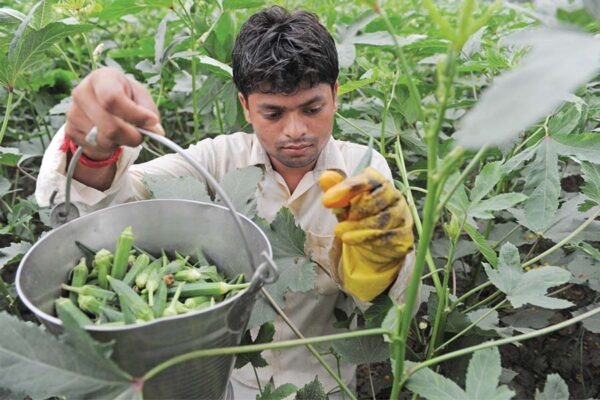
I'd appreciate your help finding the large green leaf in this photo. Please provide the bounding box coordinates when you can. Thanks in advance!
[469,193,528,220]
[331,334,389,364]
[523,139,560,232]
[235,322,274,369]
[471,161,503,203]
[552,133,600,163]
[0,241,31,270]
[217,166,262,218]
[295,376,327,400]
[484,243,573,309]
[455,28,600,148]
[407,348,513,400]
[463,223,498,268]
[143,175,211,201]
[535,373,569,400]
[257,382,298,400]
[547,101,582,136]
[197,55,233,79]
[567,254,600,292]
[581,162,600,203]
[249,209,316,327]
[0,312,135,399]
[32,0,54,29]
[573,304,600,334]
[6,22,92,87]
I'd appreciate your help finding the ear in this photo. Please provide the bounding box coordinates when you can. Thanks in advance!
[238,92,252,124]
[332,81,339,112]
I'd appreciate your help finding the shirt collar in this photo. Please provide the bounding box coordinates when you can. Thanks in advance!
[248,134,349,176]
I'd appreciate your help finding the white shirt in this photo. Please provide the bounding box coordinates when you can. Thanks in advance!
[35,127,402,391]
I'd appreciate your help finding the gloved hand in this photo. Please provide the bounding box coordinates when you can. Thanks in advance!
[320,167,414,302]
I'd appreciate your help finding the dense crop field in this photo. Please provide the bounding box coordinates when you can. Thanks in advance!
[1,0,600,399]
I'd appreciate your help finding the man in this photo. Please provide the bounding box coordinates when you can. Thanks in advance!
[35,6,414,398]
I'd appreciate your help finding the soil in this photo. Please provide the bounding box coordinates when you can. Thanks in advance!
[355,284,600,399]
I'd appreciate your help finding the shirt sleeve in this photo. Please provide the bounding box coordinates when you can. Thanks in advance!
[34,125,144,215]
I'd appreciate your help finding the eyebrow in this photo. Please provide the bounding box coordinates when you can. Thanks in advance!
[257,94,325,111]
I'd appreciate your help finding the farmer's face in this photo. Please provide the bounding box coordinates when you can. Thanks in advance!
[239,82,338,172]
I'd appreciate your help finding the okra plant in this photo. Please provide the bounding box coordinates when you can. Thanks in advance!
[2,0,600,399]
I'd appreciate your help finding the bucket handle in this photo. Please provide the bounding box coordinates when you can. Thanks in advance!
[50,127,278,287]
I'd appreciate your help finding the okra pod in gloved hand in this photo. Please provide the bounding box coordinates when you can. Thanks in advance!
[55,226,249,327]
[320,167,415,302]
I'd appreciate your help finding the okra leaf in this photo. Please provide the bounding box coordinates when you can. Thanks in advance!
[257,382,298,400]
[581,162,600,203]
[483,243,573,309]
[234,322,275,369]
[573,303,600,333]
[465,348,514,400]
[331,333,389,364]
[567,255,600,292]
[454,28,600,149]
[463,223,498,268]
[552,133,600,163]
[535,373,570,400]
[249,209,316,327]
[218,166,262,218]
[471,161,503,203]
[407,348,513,400]
[0,312,135,399]
[295,376,327,400]
[0,241,31,270]
[143,174,211,202]
[522,138,560,233]
[468,193,528,220]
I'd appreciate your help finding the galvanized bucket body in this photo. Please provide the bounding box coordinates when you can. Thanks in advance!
[17,199,272,399]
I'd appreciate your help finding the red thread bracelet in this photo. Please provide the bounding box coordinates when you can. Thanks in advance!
[61,135,123,168]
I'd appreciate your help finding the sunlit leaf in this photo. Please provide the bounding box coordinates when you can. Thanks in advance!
[331,334,389,364]
[197,55,232,78]
[469,193,527,220]
[552,133,600,163]
[0,241,31,270]
[455,28,600,148]
[581,162,600,203]
[523,138,560,232]
[535,373,570,400]
[143,175,211,202]
[471,161,503,203]
[0,312,134,399]
[249,209,316,327]
[484,243,573,309]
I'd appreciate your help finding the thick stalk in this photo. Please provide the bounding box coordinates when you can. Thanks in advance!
[142,327,388,383]
[0,89,14,145]
[393,47,458,389]
[403,304,600,382]
[191,27,199,142]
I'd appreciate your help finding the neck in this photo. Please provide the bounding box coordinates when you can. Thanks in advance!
[270,158,316,193]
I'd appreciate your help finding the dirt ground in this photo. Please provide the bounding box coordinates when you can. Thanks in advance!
[355,284,600,399]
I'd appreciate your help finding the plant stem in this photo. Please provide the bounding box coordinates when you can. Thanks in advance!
[523,207,600,268]
[435,298,508,353]
[380,71,400,157]
[142,327,388,384]
[389,304,404,400]
[0,89,14,145]
[403,304,600,382]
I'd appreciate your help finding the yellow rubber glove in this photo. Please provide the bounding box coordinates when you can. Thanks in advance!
[320,167,414,302]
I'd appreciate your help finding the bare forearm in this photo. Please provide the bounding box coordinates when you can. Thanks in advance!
[71,162,117,191]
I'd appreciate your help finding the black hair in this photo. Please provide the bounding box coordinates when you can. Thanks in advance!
[232,6,339,98]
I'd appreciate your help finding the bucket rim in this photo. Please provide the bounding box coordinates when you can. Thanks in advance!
[16,198,273,332]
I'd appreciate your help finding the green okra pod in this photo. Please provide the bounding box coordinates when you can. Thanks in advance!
[94,249,113,290]
[101,306,124,323]
[145,263,161,306]
[152,280,168,318]
[77,294,102,316]
[112,226,134,280]
[162,282,185,317]
[160,259,186,275]
[69,257,89,303]
[108,276,154,322]
[183,296,211,309]
[174,268,204,282]
[55,297,93,327]
[61,284,116,301]
[169,281,250,298]
[123,254,151,286]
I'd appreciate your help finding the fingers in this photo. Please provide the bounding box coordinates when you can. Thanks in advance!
[346,181,401,221]
[322,167,387,209]
[66,67,161,157]
[336,198,412,234]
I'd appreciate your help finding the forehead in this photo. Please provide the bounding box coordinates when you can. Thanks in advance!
[247,83,333,109]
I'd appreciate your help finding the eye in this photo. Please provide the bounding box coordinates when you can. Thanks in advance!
[305,106,322,115]
[263,112,282,120]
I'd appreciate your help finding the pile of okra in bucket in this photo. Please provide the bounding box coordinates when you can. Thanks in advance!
[55,226,249,326]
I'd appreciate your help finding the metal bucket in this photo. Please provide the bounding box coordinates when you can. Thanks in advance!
[16,128,278,399]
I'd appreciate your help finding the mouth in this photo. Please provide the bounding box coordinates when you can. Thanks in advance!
[281,143,313,154]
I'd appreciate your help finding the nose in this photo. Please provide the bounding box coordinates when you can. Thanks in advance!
[282,112,307,140]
